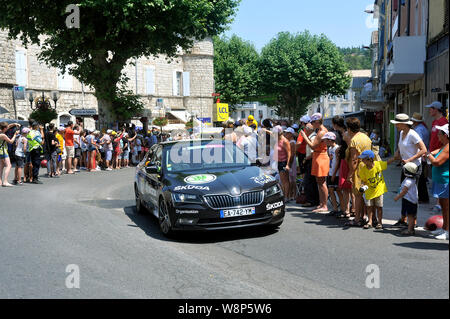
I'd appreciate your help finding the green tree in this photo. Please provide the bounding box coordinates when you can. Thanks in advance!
[0,0,240,127]
[213,35,261,110]
[339,46,371,70]
[259,31,351,119]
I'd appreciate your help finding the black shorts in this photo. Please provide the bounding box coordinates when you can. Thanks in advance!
[401,198,418,217]
[327,176,339,188]
[74,148,82,159]
[15,156,25,168]
[278,161,288,172]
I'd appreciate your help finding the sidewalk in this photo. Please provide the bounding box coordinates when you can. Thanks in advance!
[381,163,438,229]
[290,163,443,237]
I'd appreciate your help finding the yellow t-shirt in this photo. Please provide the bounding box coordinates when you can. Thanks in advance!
[358,161,388,200]
[348,132,372,190]
[56,133,64,152]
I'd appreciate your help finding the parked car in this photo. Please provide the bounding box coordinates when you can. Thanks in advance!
[134,139,285,236]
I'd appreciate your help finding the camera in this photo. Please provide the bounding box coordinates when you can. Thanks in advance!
[359,185,369,193]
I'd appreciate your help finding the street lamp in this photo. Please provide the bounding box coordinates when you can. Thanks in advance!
[51,91,61,109]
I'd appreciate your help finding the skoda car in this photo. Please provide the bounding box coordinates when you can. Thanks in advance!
[134,139,285,236]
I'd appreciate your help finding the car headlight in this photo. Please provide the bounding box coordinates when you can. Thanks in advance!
[265,184,282,198]
[172,193,203,204]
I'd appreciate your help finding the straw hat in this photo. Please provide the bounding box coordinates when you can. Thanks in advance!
[390,113,413,125]
[411,113,424,122]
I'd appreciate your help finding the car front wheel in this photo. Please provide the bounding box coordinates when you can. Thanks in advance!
[158,199,173,236]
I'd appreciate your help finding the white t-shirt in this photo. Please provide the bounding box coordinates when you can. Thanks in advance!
[398,129,422,167]
[328,144,340,177]
[401,177,418,204]
[306,133,317,158]
[240,136,257,161]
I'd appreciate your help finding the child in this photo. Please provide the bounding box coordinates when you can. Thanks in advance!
[13,127,29,185]
[358,150,391,230]
[394,162,419,236]
[323,132,342,215]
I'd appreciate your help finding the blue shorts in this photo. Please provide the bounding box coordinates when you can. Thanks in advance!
[120,150,129,160]
[105,150,112,162]
[0,153,8,159]
[432,182,449,199]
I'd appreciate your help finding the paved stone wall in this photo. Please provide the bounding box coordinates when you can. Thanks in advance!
[0,29,215,124]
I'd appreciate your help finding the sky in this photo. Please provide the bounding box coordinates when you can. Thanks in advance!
[223,0,377,52]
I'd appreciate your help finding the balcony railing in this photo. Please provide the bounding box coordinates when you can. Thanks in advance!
[385,36,426,85]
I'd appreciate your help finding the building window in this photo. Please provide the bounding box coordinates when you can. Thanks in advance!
[15,50,27,87]
[145,67,155,95]
[249,110,254,116]
[58,69,72,91]
[241,111,246,119]
[258,110,263,119]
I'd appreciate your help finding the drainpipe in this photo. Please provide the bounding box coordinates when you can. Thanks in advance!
[407,0,411,36]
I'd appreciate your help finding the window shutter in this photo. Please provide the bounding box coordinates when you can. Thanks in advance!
[146,67,155,95]
[58,70,72,90]
[183,72,190,96]
[15,51,27,86]
[173,71,178,96]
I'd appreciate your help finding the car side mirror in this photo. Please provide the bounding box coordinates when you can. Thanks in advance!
[145,163,160,174]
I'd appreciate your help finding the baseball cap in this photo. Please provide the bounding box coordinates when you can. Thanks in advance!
[323,132,336,141]
[58,126,65,131]
[300,115,311,123]
[21,127,30,134]
[285,127,296,134]
[107,129,113,134]
[436,123,449,136]
[425,101,443,110]
[403,162,418,176]
[310,113,322,122]
[358,150,375,159]
[292,124,299,130]
[243,126,253,135]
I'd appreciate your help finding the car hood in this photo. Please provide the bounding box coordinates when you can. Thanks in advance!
[165,166,278,195]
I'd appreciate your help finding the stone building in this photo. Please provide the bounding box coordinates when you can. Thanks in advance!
[0,29,215,130]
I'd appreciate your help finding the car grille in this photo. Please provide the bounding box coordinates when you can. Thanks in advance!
[203,191,264,209]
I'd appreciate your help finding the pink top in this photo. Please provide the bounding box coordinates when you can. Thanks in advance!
[276,138,288,162]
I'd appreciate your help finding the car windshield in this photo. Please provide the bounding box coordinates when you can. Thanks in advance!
[164,140,251,173]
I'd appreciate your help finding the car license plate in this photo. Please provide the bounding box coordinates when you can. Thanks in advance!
[220,207,256,218]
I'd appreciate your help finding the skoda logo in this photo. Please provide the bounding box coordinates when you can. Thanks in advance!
[184,174,217,185]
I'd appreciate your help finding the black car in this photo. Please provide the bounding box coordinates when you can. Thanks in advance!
[134,139,285,236]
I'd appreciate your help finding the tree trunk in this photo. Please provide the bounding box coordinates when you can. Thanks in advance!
[97,98,114,130]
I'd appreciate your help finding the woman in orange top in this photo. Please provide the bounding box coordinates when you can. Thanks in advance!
[301,113,330,213]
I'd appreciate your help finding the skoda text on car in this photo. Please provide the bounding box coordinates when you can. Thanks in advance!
[134,139,285,236]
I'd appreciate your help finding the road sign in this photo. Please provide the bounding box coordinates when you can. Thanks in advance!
[216,103,229,122]
[69,108,97,116]
[13,86,25,100]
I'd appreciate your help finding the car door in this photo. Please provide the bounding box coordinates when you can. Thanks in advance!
[146,145,163,207]
[137,144,158,208]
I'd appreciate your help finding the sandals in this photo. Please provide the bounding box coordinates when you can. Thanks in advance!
[337,212,351,219]
[345,220,364,227]
[401,229,415,236]
[363,224,373,230]
[375,224,383,230]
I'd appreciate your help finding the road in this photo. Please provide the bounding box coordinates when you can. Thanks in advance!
[0,167,448,299]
